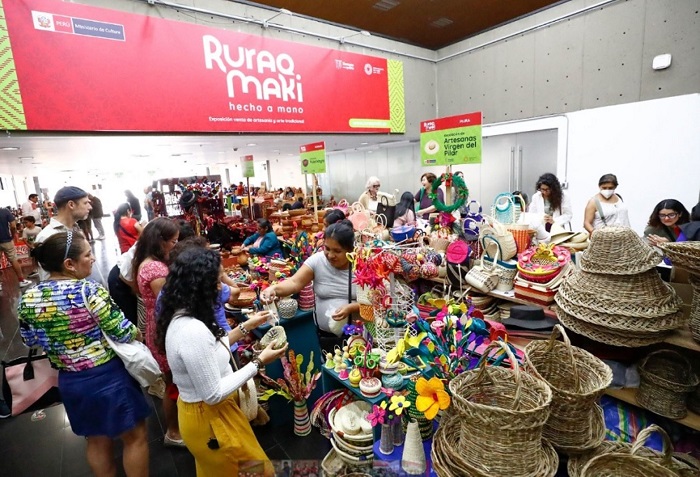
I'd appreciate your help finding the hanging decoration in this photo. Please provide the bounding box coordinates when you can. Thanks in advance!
[429,172,469,213]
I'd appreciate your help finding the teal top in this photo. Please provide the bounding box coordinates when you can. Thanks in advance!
[243,231,284,258]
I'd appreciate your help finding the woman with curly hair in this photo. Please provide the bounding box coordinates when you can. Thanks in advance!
[157,247,286,476]
[528,173,572,231]
[644,199,690,246]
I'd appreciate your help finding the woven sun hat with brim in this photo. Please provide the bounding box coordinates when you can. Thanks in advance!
[549,223,578,245]
[578,226,663,275]
[659,241,700,274]
[555,306,672,347]
[558,269,684,318]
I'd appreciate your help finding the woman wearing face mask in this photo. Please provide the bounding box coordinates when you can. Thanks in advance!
[644,199,690,246]
[583,173,630,234]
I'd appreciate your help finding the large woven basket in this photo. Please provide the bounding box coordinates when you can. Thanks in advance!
[524,325,612,453]
[448,341,553,476]
[555,292,686,334]
[579,425,679,477]
[431,409,558,477]
[558,269,683,318]
[637,349,699,419]
[568,424,700,477]
[689,273,700,343]
[555,306,671,347]
[660,242,700,274]
[480,216,518,261]
[579,226,663,275]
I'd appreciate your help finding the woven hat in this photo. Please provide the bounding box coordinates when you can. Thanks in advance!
[549,224,578,245]
[579,226,663,275]
[659,242,700,274]
[558,269,683,318]
[503,305,558,331]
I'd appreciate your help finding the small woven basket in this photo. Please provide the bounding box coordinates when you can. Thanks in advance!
[579,425,679,477]
[637,349,699,419]
[358,304,374,322]
[448,341,553,476]
[277,297,298,319]
[231,288,256,308]
[429,236,450,252]
[507,224,535,254]
[568,424,700,477]
[524,325,612,453]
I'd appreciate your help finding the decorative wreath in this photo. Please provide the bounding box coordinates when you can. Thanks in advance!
[429,172,469,213]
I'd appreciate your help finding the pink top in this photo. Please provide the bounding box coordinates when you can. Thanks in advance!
[137,260,169,372]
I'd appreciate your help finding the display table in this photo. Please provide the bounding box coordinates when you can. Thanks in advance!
[322,367,386,405]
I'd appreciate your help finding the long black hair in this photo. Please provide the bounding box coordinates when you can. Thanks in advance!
[156,247,223,353]
[323,209,346,227]
[113,203,132,235]
[394,191,415,219]
[647,199,690,228]
[536,173,563,214]
[132,217,179,276]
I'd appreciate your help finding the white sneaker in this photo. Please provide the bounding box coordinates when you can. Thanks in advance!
[19,279,33,288]
[28,271,39,278]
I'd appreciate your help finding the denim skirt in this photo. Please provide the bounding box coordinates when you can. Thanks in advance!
[59,358,151,438]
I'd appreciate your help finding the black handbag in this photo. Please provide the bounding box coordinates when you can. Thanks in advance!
[376,195,396,228]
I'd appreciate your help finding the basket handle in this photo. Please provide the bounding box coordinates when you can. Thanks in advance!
[543,325,579,390]
[480,234,503,261]
[630,424,674,466]
[474,340,521,409]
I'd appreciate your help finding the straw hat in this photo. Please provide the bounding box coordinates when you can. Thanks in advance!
[579,226,663,275]
[549,224,578,245]
[557,269,683,318]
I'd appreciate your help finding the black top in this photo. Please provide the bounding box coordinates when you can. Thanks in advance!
[680,221,700,241]
[89,196,103,218]
[126,196,141,221]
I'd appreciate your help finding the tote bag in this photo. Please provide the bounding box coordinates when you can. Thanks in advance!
[2,348,60,416]
[376,195,397,228]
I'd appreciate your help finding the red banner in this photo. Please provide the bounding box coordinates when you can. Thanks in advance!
[2,0,404,133]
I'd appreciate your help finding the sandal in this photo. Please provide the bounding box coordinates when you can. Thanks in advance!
[163,434,187,448]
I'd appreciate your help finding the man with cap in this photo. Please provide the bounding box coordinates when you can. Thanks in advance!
[35,186,92,279]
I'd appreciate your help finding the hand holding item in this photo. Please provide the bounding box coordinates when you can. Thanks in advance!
[247,310,271,330]
[260,287,276,304]
[543,214,554,225]
[258,341,288,365]
[331,305,352,321]
[647,234,669,247]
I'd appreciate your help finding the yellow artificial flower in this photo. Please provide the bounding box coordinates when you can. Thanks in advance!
[415,377,451,420]
[386,338,406,364]
[388,394,411,416]
[405,331,426,349]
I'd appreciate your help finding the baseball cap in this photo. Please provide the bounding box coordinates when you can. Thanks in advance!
[54,186,88,207]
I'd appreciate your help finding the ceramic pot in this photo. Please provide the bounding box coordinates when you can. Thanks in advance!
[277,297,298,319]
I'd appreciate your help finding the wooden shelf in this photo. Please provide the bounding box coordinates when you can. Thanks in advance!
[605,388,700,432]
[662,326,700,353]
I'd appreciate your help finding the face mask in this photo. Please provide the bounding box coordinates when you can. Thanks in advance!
[600,189,615,199]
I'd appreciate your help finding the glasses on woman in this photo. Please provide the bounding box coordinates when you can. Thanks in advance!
[372,184,381,189]
[658,213,678,219]
[538,186,551,193]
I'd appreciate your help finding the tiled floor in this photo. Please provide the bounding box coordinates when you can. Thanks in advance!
[0,234,330,477]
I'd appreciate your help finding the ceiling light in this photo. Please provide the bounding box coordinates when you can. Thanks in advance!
[246,143,257,147]
[373,0,400,12]
[0,146,19,151]
[360,142,369,145]
[339,30,371,44]
[430,18,454,28]
[171,153,193,157]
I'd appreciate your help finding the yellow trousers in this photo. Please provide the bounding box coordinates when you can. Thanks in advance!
[178,394,273,477]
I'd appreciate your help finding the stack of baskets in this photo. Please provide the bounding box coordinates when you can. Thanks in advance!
[568,424,700,477]
[555,226,686,347]
[637,349,699,420]
[437,341,559,476]
[515,243,573,305]
[297,283,315,311]
[660,241,700,343]
[524,326,612,454]
[327,401,374,468]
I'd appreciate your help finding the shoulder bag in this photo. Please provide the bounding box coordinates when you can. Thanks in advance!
[376,195,396,228]
[81,283,162,387]
[223,342,258,421]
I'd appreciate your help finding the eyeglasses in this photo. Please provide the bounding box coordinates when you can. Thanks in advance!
[538,187,551,193]
[658,213,678,219]
[372,184,381,188]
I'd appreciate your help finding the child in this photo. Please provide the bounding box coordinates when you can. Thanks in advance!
[21,216,42,277]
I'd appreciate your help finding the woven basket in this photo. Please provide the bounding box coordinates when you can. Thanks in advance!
[637,349,699,419]
[555,306,671,347]
[579,226,663,275]
[579,424,678,477]
[524,325,612,453]
[508,225,535,254]
[231,288,256,308]
[689,273,700,343]
[555,293,686,334]
[448,341,553,476]
[358,304,374,322]
[259,326,287,350]
[432,409,559,477]
[429,236,450,252]
[569,424,700,477]
[558,269,683,318]
[659,242,700,274]
[356,286,372,306]
[480,216,518,261]
[277,297,298,319]
[517,243,571,282]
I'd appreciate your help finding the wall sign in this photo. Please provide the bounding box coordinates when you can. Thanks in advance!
[299,141,326,174]
[420,112,482,166]
[240,155,255,178]
[0,0,405,134]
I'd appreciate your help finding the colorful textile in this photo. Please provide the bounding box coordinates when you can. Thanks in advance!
[137,260,170,372]
[18,279,137,371]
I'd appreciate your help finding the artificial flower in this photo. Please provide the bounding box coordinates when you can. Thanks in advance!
[415,377,451,420]
[366,404,386,426]
[386,338,406,364]
[389,394,411,416]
